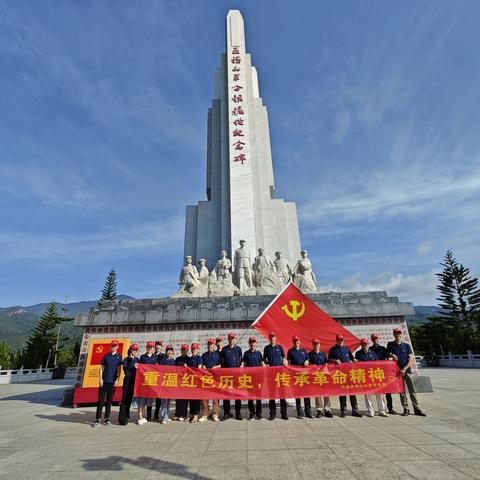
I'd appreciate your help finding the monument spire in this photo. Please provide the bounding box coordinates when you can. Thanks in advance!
[184,9,301,272]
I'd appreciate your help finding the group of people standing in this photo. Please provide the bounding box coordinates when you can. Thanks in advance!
[93,328,425,427]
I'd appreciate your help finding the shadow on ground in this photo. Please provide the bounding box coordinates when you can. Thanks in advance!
[36,411,95,425]
[82,455,209,479]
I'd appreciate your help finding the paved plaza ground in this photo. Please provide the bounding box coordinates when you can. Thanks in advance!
[1,368,480,480]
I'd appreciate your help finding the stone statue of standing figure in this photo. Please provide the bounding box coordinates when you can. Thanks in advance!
[293,250,317,292]
[274,251,292,285]
[234,239,253,293]
[177,255,199,295]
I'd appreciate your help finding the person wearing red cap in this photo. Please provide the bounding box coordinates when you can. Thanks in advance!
[188,343,203,423]
[221,332,243,421]
[308,338,333,418]
[370,333,396,414]
[118,343,139,425]
[328,335,362,418]
[242,336,265,420]
[199,339,221,422]
[355,339,388,417]
[93,340,123,427]
[136,341,158,425]
[158,345,175,424]
[387,328,426,417]
[215,336,223,354]
[152,340,165,421]
[288,336,312,419]
[263,331,288,420]
[173,344,190,421]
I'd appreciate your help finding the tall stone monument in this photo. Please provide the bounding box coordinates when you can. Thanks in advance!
[184,10,301,270]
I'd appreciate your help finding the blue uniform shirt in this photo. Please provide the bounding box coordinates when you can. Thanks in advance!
[243,350,263,367]
[370,344,389,360]
[308,350,327,365]
[287,347,309,366]
[122,356,139,378]
[155,352,166,363]
[188,354,203,368]
[175,355,190,367]
[202,350,221,368]
[328,345,354,363]
[221,345,242,368]
[355,349,379,362]
[100,352,123,383]
[159,357,175,366]
[263,344,285,366]
[139,353,157,365]
[387,341,413,374]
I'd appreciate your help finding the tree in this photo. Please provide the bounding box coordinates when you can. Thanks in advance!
[23,302,67,369]
[98,268,117,306]
[0,341,12,370]
[415,251,480,354]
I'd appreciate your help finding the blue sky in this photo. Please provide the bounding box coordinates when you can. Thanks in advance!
[1,1,479,307]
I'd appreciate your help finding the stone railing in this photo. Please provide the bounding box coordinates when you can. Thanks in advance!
[436,351,480,368]
[0,367,76,384]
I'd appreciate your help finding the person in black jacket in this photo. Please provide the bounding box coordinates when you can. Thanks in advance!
[118,343,139,425]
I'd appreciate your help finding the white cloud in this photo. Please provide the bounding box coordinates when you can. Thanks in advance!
[416,241,433,256]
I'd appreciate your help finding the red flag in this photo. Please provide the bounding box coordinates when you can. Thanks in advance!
[252,282,360,351]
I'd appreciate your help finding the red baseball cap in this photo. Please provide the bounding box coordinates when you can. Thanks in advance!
[215,336,223,342]
[207,338,215,344]
[181,344,189,351]
[393,328,402,335]
[360,338,369,345]
[268,331,277,337]
[228,333,237,340]
[191,343,200,350]
[336,334,344,341]
[146,341,155,348]
[371,333,379,340]
[166,344,173,351]
[312,337,320,344]
[249,336,257,343]
[292,335,300,341]
[111,339,119,346]
[130,343,138,351]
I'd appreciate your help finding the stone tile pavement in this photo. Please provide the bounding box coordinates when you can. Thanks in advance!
[0,368,480,479]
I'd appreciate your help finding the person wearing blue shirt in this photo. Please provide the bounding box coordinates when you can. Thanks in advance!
[118,343,139,425]
[328,334,362,418]
[152,340,165,421]
[263,331,288,420]
[242,336,265,420]
[370,333,396,414]
[221,333,243,421]
[136,341,157,425]
[309,338,333,418]
[158,345,175,424]
[93,339,123,427]
[173,344,190,421]
[199,338,221,422]
[355,339,388,417]
[287,336,312,419]
[188,343,203,423]
[387,328,426,417]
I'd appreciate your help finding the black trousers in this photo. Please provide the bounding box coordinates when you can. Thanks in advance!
[223,399,242,415]
[189,399,201,416]
[175,399,189,418]
[96,383,115,420]
[120,376,135,419]
[269,399,287,416]
[386,393,393,411]
[154,398,162,419]
[248,400,262,416]
[339,395,358,412]
[295,397,311,415]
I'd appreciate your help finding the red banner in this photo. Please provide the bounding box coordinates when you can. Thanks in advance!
[134,361,403,400]
[252,282,360,351]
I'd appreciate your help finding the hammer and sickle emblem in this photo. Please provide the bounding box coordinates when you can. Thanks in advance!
[281,300,305,322]
[95,345,104,353]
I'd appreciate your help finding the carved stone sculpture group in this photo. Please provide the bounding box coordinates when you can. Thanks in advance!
[174,240,318,298]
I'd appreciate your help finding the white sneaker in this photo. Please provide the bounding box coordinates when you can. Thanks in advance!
[178,417,185,422]
[378,411,388,417]
[161,420,167,425]
[367,412,374,417]
[137,418,147,425]
[198,416,208,422]
[212,415,219,422]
